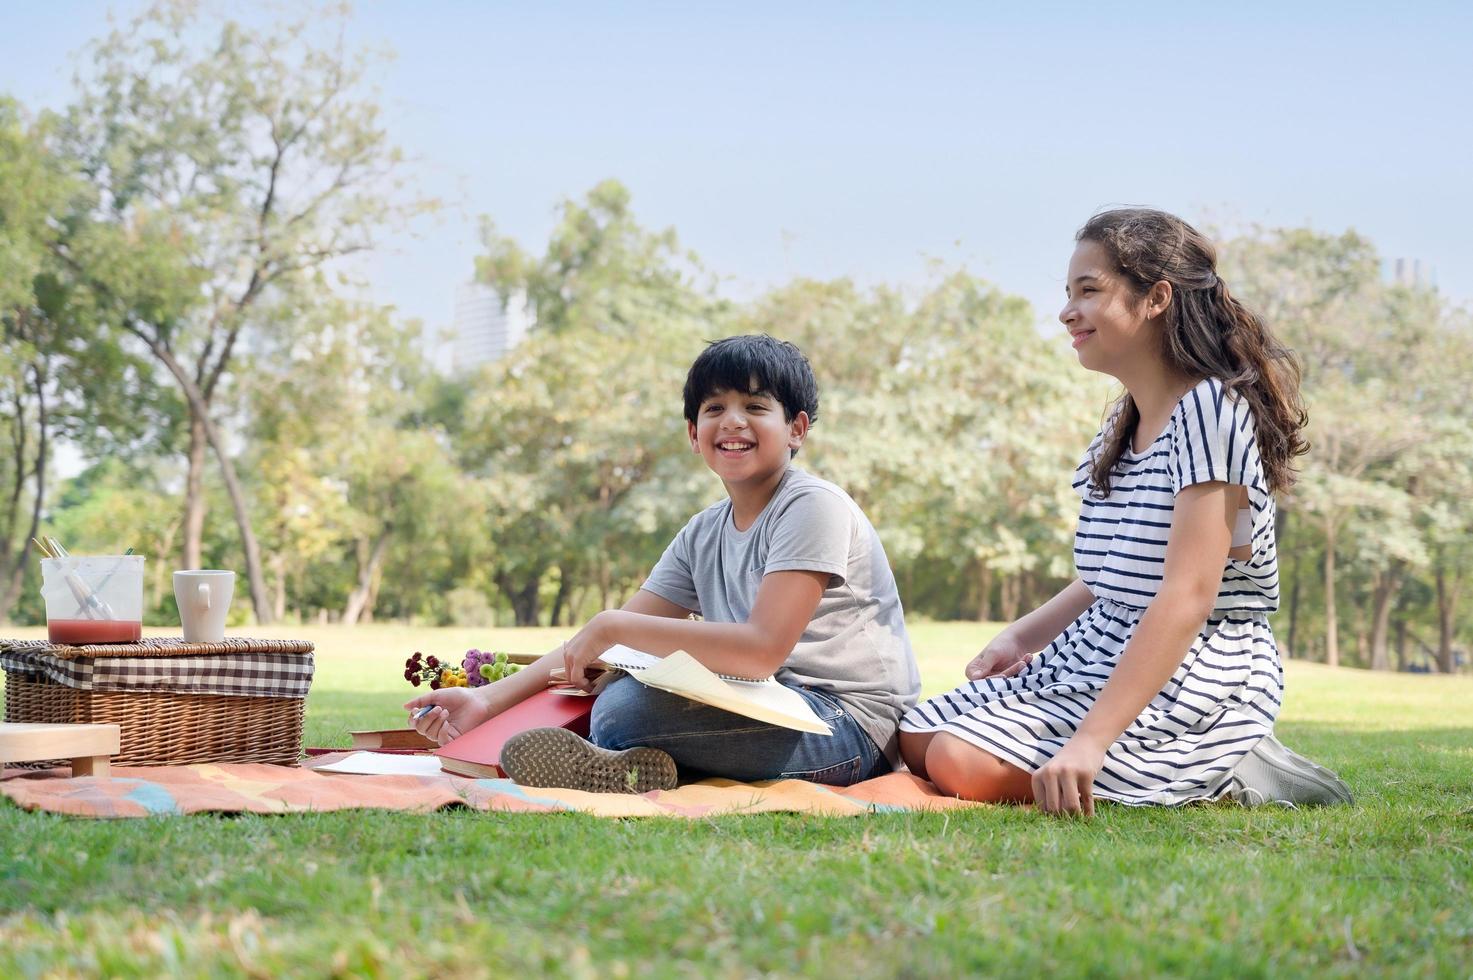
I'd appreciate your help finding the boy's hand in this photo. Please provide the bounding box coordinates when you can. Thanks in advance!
[965,632,1034,681]
[403,686,495,746]
[562,611,619,692]
[1031,736,1105,817]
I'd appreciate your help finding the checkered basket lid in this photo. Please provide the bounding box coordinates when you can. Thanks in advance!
[0,637,314,698]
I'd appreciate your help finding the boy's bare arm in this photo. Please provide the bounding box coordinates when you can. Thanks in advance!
[621,589,698,619]
[571,570,829,682]
[402,591,694,741]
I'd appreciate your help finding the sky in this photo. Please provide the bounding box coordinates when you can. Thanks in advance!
[4,0,1470,358]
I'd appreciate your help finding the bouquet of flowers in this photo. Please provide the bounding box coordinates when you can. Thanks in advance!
[463,649,522,686]
[403,651,467,690]
[403,649,521,690]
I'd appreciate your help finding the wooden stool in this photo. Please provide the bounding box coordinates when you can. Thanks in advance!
[0,722,120,778]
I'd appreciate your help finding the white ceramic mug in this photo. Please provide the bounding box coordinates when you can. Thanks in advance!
[174,570,235,643]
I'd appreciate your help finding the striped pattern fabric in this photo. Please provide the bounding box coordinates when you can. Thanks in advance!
[901,378,1283,806]
[1072,377,1279,612]
[0,649,314,699]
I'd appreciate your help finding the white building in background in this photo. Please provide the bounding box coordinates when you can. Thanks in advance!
[1389,258,1436,290]
[446,283,531,372]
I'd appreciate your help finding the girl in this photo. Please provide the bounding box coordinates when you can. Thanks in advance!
[899,208,1351,815]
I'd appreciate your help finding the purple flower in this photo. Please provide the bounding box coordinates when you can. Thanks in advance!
[462,648,496,688]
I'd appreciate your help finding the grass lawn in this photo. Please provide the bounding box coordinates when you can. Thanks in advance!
[3,622,1471,977]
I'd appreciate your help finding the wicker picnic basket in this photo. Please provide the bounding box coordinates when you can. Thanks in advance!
[1,637,314,767]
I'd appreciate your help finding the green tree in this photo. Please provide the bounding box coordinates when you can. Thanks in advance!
[1223,228,1432,667]
[736,272,1101,621]
[52,0,432,622]
[0,98,163,619]
[1406,307,1473,672]
[237,292,481,625]
[466,181,716,624]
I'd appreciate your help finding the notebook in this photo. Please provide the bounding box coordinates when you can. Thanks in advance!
[433,687,597,779]
[597,645,832,735]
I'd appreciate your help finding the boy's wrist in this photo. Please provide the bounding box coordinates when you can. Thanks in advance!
[588,609,623,646]
[479,682,510,709]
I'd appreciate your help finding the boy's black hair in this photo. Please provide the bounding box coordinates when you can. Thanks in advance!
[682,334,820,431]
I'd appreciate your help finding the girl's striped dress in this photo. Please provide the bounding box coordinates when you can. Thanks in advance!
[901,378,1282,805]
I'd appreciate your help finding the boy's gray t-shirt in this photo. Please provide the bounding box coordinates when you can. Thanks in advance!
[640,466,920,762]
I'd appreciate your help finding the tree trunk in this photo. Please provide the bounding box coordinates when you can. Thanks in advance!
[343,531,392,625]
[0,365,46,621]
[1394,618,1408,672]
[183,411,207,570]
[998,575,1020,623]
[1323,525,1339,668]
[1285,550,1303,660]
[596,559,612,613]
[362,559,383,624]
[1368,562,1403,671]
[271,553,287,623]
[129,328,274,623]
[0,384,28,578]
[549,566,571,627]
[513,581,540,626]
[1436,567,1458,674]
[497,571,541,627]
[213,438,273,624]
[149,517,181,613]
[976,562,993,622]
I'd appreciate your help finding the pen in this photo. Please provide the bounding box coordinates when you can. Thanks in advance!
[413,705,436,720]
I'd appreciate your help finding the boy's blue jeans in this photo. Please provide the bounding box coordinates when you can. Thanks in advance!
[589,674,891,786]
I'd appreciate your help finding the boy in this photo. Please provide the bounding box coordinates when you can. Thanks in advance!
[407,335,920,792]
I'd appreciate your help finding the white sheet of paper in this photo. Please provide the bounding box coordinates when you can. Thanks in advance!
[315,752,444,776]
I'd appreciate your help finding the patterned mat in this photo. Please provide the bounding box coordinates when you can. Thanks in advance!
[0,755,982,819]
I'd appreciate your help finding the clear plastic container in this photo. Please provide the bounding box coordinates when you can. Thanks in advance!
[40,555,146,644]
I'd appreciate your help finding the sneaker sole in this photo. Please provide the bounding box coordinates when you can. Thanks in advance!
[500,727,677,794]
[1243,735,1354,806]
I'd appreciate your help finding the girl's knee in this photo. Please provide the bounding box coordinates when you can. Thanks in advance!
[899,730,933,779]
[925,733,1033,804]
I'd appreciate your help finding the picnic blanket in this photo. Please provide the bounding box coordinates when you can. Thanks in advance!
[0,755,982,819]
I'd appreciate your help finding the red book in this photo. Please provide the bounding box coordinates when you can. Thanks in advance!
[435,687,597,778]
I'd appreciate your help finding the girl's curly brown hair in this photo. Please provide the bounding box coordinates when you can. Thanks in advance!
[1079,208,1309,497]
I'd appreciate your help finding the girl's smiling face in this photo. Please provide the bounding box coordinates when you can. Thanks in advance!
[1059,240,1170,378]
[688,387,807,486]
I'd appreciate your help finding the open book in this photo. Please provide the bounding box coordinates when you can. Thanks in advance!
[598,645,832,735]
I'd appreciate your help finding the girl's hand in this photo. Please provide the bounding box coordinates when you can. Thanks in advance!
[1031,737,1107,817]
[965,631,1034,681]
[403,686,495,746]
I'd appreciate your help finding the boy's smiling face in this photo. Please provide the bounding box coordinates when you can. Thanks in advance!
[688,386,808,487]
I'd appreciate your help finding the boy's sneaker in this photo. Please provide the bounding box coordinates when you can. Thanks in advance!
[500,727,678,794]
[1227,734,1353,807]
